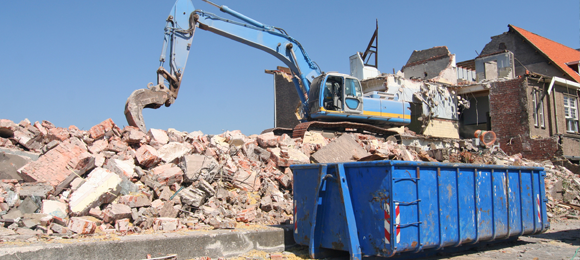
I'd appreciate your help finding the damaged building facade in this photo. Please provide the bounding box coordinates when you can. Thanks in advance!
[455,25,580,162]
[268,24,579,164]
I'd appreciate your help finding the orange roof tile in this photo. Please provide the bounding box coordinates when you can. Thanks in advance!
[509,24,580,83]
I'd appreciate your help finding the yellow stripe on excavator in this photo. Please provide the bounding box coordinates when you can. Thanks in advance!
[320,108,411,120]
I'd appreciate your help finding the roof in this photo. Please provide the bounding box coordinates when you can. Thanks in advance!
[509,24,580,83]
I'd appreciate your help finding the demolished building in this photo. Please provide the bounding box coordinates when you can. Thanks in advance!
[454,25,580,163]
[268,24,579,167]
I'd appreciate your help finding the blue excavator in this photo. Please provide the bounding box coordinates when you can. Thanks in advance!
[125,0,411,137]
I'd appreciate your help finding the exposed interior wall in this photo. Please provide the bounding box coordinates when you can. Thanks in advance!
[475,51,515,81]
[403,57,458,85]
[458,91,490,139]
[422,118,459,139]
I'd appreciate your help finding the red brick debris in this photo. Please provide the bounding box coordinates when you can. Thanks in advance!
[0,118,578,242]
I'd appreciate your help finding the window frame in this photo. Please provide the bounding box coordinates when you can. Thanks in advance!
[532,89,545,128]
[563,95,579,133]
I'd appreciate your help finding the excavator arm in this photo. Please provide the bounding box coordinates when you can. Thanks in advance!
[125,0,321,132]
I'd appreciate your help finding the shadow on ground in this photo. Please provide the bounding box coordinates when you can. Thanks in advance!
[281,238,537,259]
[531,228,580,246]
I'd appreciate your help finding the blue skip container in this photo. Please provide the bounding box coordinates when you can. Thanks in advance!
[291,161,549,259]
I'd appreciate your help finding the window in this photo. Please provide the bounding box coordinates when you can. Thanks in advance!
[564,95,579,133]
[532,90,544,127]
[344,78,362,97]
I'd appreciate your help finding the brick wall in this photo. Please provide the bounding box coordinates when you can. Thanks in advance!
[489,77,559,160]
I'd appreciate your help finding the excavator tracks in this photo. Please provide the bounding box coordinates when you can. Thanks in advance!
[292,121,400,140]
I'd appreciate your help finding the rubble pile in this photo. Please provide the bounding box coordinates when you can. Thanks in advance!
[543,162,580,220]
[0,118,578,242]
[0,118,304,240]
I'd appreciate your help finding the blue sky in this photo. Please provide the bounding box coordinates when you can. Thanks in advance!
[1,1,578,135]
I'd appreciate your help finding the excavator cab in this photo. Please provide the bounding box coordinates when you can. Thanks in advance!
[308,73,364,120]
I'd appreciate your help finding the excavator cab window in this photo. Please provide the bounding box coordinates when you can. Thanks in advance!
[344,78,362,97]
[323,75,344,111]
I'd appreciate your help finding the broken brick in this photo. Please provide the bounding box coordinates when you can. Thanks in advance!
[153,217,179,231]
[115,218,130,232]
[122,126,148,144]
[88,118,116,140]
[68,217,97,234]
[135,145,161,168]
[118,194,152,208]
[106,137,129,153]
[257,132,279,148]
[151,164,183,186]
[236,207,257,223]
[0,119,18,138]
[89,139,108,154]
[19,141,90,188]
[47,127,70,142]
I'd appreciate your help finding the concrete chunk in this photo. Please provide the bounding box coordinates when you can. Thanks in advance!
[153,217,179,231]
[179,187,208,208]
[18,196,40,214]
[311,134,369,163]
[302,131,328,146]
[41,200,68,219]
[232,170,260,192]
[106,159,137,179]
[69,167,122,215]
[0,149,33,181]
[158,142,191,163]
[2,208,23,220]
[148,129,169,145]
[180,154,218,182]
[103,203,132,223]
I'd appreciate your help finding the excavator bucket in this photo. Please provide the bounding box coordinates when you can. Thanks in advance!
[124,0,195,132]
[124,88,170,132]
